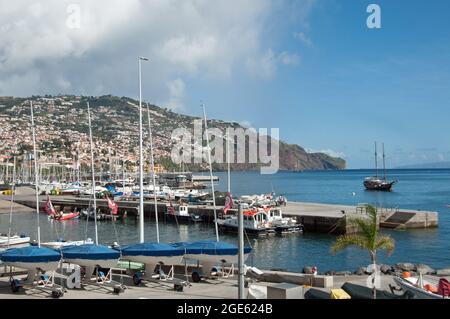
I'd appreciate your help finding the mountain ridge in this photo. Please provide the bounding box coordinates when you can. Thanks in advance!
[0,95,346,171]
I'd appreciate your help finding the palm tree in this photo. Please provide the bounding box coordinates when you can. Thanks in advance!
[331,205,395,299]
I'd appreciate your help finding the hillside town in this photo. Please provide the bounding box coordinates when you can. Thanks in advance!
[0,95,184,175]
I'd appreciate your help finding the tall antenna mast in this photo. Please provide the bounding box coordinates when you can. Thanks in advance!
[202,103,219,242]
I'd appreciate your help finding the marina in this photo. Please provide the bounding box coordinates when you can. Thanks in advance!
[1,1,449,302]
[2,191,438,235]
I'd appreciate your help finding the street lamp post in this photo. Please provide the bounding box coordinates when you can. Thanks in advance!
[138,56,149,243]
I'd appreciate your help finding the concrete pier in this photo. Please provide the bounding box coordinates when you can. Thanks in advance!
[2,189,438,235]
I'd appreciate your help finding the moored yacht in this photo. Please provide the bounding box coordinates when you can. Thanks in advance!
[364,142,397,192]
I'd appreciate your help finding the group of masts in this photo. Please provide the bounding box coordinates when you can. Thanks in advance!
[374,141,388,181]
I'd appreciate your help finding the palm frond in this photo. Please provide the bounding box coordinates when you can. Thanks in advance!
[374,235,395,256]
[331,235,368,254]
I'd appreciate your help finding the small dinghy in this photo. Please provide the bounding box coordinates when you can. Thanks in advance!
[62,244,120,269]
[41,238,94,250]
[393,274,450,299]
[52,211,80,221]
[0,234,30,247]
[172,240,251,281]
[0,246,61,271]
[121,242,184,273]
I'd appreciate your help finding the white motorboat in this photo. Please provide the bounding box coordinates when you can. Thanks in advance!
[266,207,303,233]
[0,235,31,247]
[393,274,450,299]
[165,204,203,223]
[216,208,276,236]
[41,238,94,250]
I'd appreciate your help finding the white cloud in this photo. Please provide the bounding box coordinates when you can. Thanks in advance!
[246,49,300,79]
[246,49,277,79]
[0,0,315,107]
[164,78,186,111]
[294,31,313,47]
[279,51,300,65]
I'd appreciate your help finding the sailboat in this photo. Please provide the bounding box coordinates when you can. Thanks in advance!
[120,75,185,286]
[0,101,64,297]
[172,104,251,282]
[60,102,123,293]
[0,155,31,248]
[364,142,397,192]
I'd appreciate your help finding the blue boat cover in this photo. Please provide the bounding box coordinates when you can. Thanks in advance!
[172,240,251,256]
[62,244,120,260]
[0,246,61,263]
[121,242,185,257]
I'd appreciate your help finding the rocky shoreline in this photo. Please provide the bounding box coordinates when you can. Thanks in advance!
[302,263,450,277]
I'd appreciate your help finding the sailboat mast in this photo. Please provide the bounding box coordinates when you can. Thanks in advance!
[383,143,387,181]
[146,103,160,243]
[30,101,41,247]
[138,56,148,244]
[7,155,16,248]
[226,133,231,194]
[87,102,99,245]
[374,141,378,178]
[202,103,220,242]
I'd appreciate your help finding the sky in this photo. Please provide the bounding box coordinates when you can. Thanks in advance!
[0,0,449,168]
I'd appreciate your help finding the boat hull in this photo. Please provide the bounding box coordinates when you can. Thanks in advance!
[364,180,396,192]
[218,224,276,237]
[63,258,119,269]
[393,276,448,299]
[0,237,31,247]
[2,260,60,271]
[166,214,203,223]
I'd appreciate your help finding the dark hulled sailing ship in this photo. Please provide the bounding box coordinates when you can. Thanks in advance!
[364,142,397,192]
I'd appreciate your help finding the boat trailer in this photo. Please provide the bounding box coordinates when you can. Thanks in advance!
[59,264,126,294]
[131,262,191,292]
[190,260,236,283]
[8,267,65,298]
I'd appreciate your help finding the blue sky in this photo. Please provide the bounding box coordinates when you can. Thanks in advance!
[1,0,449,168]
[186,0,450,168]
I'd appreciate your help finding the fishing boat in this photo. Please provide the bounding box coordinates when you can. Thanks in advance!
[364,142,397,191]
[393,274,450,299]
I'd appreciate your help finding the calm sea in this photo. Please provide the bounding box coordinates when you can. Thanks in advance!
[1,169,449,272]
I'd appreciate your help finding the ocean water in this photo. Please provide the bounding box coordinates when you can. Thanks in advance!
[1,169,449,273]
